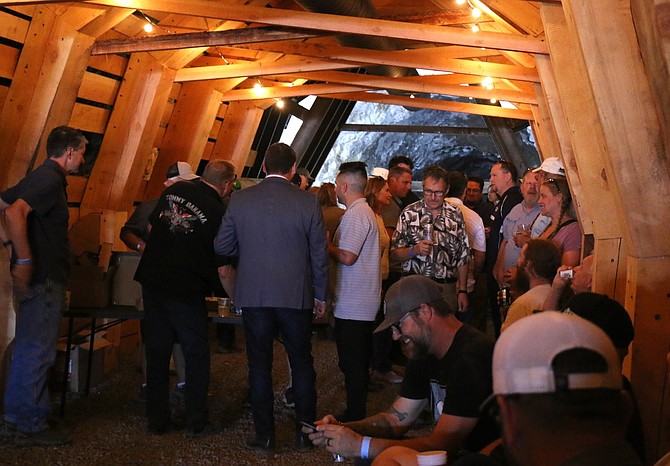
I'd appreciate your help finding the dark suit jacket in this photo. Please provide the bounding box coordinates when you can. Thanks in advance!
[213,176,328,309]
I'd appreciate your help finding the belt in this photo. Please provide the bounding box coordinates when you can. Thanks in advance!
[430,277,457,284]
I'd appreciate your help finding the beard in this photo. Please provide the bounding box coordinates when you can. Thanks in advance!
[400,325,431,360]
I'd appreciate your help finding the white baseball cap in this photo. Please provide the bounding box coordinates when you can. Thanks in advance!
[166,161,199,181]
[491,312,621,397]
[371,167,389,180]
[532,157,565,177]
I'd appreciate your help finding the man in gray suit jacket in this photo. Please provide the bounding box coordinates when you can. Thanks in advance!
[213,142,328,453]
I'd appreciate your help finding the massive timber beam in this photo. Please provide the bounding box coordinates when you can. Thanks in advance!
[221,73,535,106]
[80,0,548,54]
[340,124,490,135]
[280,71,537,105]
[238,41,540,82]
[326,91,534,120]
[177,51,540,85]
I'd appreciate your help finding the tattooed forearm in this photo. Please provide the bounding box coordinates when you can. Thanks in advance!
[389,406,409,423]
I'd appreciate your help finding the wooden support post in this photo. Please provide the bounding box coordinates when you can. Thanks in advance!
[211,101,264,175]
[539,5,622,241]
[627,257,670,460]
[81,53,176,214]
[533,57,592,234]
[145,82,223,200]
[0,7,93,189]
[560,0,670,459]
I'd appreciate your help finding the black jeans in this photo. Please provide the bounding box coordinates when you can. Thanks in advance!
[243,307,316,439]
[335,318,374,421]
[142,287,210,432]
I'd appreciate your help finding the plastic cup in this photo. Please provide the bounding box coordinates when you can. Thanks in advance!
[416,450,447,466]
[217,298,232,317]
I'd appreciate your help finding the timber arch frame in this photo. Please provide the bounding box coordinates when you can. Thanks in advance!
[0,1,668,461]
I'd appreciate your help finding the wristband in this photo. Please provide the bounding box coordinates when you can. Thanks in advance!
[408,246,415,258]
[360,436,371,460]
[458,289,468,294]
[16,258,32,265]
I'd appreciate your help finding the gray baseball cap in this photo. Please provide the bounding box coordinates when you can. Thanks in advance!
[374,275,443,333]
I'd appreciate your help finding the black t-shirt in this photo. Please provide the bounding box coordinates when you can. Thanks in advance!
[135,180,228,301]
[1,159,69,284]
[486,186,523,271]
[468,198,496,230]
[400,324,498,453]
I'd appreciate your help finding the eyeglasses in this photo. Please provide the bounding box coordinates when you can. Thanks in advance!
[423,189,445,198]
[391,309,418,337]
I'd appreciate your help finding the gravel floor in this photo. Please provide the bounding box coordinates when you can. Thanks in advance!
[0,327,411,465]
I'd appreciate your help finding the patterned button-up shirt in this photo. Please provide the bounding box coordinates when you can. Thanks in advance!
[391,199,470,280]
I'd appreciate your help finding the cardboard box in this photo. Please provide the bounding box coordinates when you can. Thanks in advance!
[68,264,115,308]
[55,333,111,392]
[111,252,142,306]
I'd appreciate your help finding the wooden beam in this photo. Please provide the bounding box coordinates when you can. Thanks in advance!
[540,5,621,240]
[533,55,592,234]
[325,91,533,120]
[92,26,325,55]
[281,70,537,105]
[340,123,490,135]
[627,256,670,462]
[237,41,541,82]
[84,0,549,54]
[561,1,670,459]
[176,56,358,82]
[210,101,263,175]
[81,53,176,213]
[79,7,134,38]
[563,0,670,256]
[0,7,94,189]
[145,82,223,199]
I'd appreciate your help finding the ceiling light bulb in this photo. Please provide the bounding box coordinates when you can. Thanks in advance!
[456,0,466,4]
[276,99,285,109]
[143,22,153,33]
[482,77,493,87]
[490,98,497,104]
[252,82,265,96]
[472,8,482,18]
[471,24,480,33]
[409,94,415,99]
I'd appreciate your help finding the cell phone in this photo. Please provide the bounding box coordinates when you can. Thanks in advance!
[300,420,317,432]
[559,269,574,279]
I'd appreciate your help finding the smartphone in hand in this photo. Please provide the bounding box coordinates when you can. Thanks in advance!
[300,420,318,432]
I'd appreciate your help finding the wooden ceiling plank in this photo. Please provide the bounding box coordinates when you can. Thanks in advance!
[83,0,548,54]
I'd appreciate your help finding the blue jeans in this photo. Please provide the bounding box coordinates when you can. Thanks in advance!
[243,307,316,439]
[4,279,64,433]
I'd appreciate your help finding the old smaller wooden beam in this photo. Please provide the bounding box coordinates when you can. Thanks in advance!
[92,26,326,55]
